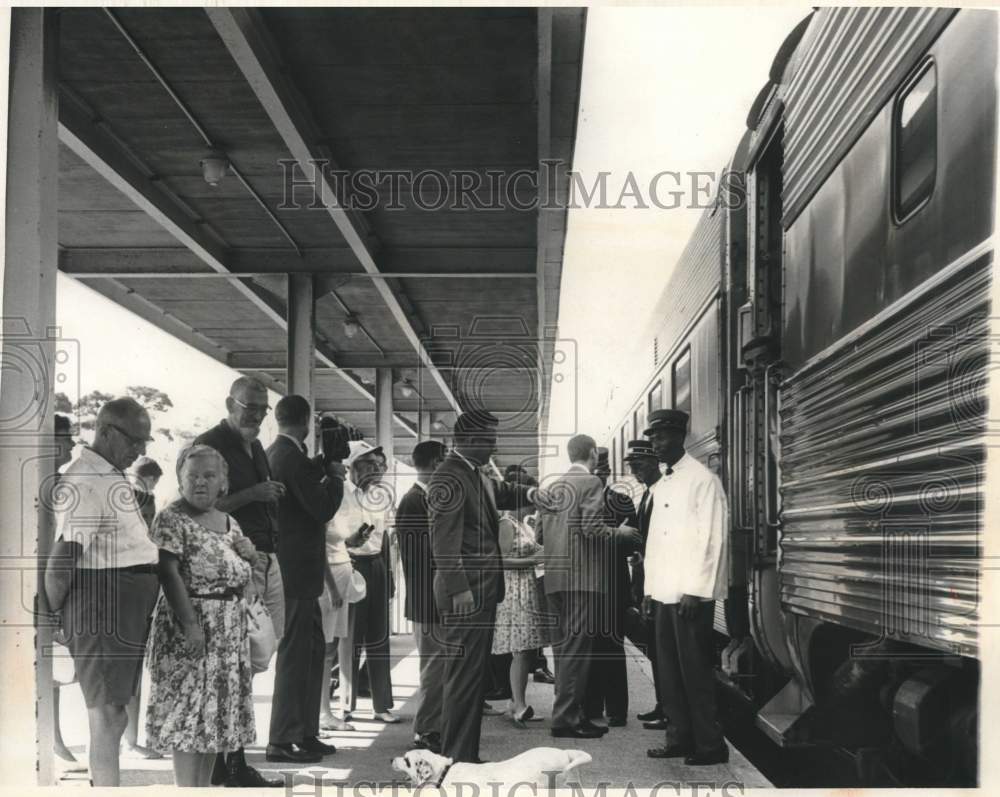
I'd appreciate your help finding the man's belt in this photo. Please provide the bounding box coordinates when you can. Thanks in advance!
[120,563,158,575]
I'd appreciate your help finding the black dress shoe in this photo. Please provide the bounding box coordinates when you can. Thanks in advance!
[684,745,729,766]
[637,707,663,722]
[608,716,627,727]
[484,689,513,701]
[647,744,693,759]
[552,725,605,739]
[643,718,669,730]
[580,720,609,735]
[299,736,337,755]
[265,744,322,764]
[225,764,284,788]
[532,667,555,684]
[414,732,442,754]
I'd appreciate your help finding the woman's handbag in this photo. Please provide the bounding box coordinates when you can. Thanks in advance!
[246,596,277,674]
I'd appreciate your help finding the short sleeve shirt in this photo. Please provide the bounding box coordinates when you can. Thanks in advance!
[55,447,159,569]
[339,481,389,557]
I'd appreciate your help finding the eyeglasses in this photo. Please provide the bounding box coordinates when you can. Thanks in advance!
[232,396,271,415]
[107,423,153,447]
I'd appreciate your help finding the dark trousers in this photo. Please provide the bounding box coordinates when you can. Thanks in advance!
[648,617,664,710]
[440,603,496,762]
[485,653,512,698]
[269,597,324,744]
[584,632,628,720]
[653,600,723,752]
[346,555,393,713]
[548,590,598,729]
[584,582,628,721]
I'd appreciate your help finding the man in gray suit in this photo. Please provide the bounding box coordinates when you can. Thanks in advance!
[540,434,642,739]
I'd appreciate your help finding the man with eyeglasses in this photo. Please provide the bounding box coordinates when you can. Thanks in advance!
[195,376,286,788]
[44,397,160,786]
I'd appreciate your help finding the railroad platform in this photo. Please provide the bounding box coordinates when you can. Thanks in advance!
[54,636,770,790]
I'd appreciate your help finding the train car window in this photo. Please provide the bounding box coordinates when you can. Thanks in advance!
[649,381,663,413]
[611,438,617,478]
[636,403,647,441]
[893,60,936,222]
[632,409,640,439]
[620,427,627,473]
[672,347,692,414]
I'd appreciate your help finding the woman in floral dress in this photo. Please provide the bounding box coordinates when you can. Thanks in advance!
[145,444,257,786]
[492,484,546,727]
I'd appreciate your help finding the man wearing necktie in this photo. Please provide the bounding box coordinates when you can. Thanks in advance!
[623,439,667,728]
[641,408,730,766]
[266,396,346,764]
[428,410,548,763]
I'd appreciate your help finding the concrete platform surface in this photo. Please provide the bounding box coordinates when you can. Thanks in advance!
[54,635,770,791]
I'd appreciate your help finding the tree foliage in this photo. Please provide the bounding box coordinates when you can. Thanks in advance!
[74,390,116,431]
[126,385,174,415]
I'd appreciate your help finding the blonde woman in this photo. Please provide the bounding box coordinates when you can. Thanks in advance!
[145,445,258,787]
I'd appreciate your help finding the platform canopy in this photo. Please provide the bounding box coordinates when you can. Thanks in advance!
[54,7,586,468]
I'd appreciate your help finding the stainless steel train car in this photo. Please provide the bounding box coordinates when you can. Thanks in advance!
[609,8,990,785]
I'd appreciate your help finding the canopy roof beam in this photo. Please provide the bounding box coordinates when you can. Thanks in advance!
[207,7,462,417]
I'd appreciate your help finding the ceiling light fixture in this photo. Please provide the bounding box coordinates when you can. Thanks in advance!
[400,378,416,398]
[200,149,230,187]
[343,314,360,338]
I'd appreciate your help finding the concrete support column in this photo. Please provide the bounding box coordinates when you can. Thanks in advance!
[375,368,394,481]
[287,273,315,453]
[0,8,60,786]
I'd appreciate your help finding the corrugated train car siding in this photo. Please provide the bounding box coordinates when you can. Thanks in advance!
[648,206,724,373]
[778,255,987,657]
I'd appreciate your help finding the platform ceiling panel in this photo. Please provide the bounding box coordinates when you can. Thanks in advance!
[55,7,585,461]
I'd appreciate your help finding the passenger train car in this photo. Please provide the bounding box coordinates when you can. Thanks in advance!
[608,8,990,785]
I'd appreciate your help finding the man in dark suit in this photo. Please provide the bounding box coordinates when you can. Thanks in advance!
[584,447,638,727]
[624,439,667,728]
[427,410,547,763]
[540,435,642,739]
[396,440,448,753]
[265,395,346,764]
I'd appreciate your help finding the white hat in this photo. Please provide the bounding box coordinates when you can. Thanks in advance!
[345,440,384,467]
[345,569,367,603]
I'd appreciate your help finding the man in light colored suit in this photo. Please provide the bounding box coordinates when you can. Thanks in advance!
[539,434,642,739]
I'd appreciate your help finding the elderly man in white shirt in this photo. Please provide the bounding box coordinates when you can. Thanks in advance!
[44,398,161,786]
[334,442,398,723]
[641,408,730,766]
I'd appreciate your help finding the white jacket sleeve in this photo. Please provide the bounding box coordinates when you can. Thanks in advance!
[681,474,730,600]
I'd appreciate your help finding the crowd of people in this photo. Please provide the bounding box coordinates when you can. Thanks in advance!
[43,377,732,788]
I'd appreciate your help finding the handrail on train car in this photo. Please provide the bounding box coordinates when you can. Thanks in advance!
[763,361,782,529]
[731,385,754,531]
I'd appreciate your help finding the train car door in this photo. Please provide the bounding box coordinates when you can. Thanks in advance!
[739,123,794,684]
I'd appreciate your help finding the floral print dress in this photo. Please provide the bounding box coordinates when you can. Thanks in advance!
[492,514,547,654]
[145,506,255,753]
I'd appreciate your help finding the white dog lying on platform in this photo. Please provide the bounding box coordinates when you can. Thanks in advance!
[392,747,592,790]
